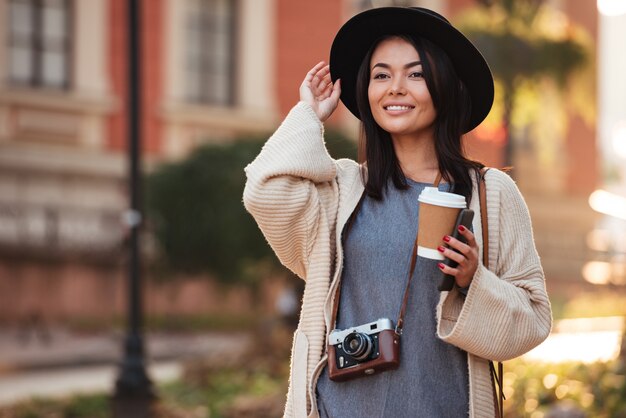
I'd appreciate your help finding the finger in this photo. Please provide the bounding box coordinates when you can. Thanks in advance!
[304,61,327,83]
[457,225,478,248]
[316,65,331,79]
[318,73,332,91]
[318,85,333,101]
[313,79,330,97]
[438,246,465,265]
[329,79,342,101]
[438,262,459,277]
[312,68,331,93]
[318,76,334,96]
[443,235,471,256]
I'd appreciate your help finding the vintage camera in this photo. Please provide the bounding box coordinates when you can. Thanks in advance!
[327,318,400,382]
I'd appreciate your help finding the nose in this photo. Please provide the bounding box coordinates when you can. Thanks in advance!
[388,80,406,96]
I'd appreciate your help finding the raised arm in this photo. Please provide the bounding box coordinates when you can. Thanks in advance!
[242,63,342,278]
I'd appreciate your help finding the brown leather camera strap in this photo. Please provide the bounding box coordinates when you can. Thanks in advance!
[478,167,505,418]
[396,172,441,334]
[479,168,489,268]
[331,172,442,336]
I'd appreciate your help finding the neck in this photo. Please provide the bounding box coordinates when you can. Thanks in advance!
[391,131,439,183]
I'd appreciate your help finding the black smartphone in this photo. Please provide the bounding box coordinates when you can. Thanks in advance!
[438,209,474,291]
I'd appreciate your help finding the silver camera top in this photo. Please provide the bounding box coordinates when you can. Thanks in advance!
[329,318,394,345]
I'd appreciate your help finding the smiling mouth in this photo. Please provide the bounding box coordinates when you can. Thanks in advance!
[384,105,414,111]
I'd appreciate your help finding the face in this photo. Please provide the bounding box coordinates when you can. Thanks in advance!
[368,37,436,140]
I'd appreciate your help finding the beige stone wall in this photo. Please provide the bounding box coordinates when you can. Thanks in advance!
[160,0,278,160]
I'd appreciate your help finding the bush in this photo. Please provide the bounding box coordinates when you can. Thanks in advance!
[145,129,357,285]
[3,356,626,418]
[502,358,626,417]
[0,395,108,418]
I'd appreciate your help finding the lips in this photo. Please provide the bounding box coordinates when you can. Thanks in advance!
[383,104,415,111]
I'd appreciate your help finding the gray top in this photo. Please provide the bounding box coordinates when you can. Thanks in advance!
[316,179,469,418]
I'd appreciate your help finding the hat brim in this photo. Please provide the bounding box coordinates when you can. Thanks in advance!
[329,7,494,133]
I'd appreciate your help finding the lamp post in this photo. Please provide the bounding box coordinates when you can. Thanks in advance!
[112,0,154,416]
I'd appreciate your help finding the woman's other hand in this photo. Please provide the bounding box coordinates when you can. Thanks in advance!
[300,61,341,122]
[437,225,479,289]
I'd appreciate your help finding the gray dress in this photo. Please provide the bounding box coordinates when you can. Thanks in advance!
[316,179,469,418]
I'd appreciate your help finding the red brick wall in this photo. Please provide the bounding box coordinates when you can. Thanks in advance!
[142,0,163,155]
[276,0,344,118]
[107,0,162,155]
[563,0,598,195]
[0,261,271,322]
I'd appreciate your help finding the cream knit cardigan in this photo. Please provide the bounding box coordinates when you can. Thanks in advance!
[243,102,552,418]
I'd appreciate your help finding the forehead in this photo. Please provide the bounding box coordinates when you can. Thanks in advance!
[370,36,421,64]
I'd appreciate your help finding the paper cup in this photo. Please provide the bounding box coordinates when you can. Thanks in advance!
[417,187,466,260]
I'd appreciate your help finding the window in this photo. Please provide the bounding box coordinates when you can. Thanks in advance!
[8,0,72,89]
[186,0,236,105]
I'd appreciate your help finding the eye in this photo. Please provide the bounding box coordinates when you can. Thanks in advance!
[372,73,389,80]
[409,71,424,78]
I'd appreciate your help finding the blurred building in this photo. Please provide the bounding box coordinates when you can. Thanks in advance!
[0,0,603,321]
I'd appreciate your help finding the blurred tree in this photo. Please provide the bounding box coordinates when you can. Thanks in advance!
[457,0,593,169]
[145,130,357,285]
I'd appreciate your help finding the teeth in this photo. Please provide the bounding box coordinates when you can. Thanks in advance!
[385,105,412,111]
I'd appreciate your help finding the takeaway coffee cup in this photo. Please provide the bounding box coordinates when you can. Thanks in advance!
[417,187,467,260]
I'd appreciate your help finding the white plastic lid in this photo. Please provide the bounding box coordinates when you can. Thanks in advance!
[417,187,466,208]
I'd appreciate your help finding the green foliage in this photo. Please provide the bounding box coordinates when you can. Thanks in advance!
[324,129,359,162]
[457,0,593,167]
[465,30,588,89]
[145,129,357,284]
[0,394,108,418]
[63,395,108,418]
[146,138,268,284]
[146,313,258,332]
[459,0,591,94]
[6,357,626,418]
[503,359,626,417]
[159,368,286,418]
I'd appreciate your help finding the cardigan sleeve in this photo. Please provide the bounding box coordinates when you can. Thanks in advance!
[437,170,552,362]
[243,102,337,279]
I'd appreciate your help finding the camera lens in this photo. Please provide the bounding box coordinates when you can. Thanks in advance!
[343,332,373,361]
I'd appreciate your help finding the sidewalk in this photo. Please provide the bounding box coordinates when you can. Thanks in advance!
[0,327,251,405]
[0,361,180,405]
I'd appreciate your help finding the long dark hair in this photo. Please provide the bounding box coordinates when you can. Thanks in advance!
[356,34,483,203]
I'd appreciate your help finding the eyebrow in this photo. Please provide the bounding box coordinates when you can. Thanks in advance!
[371,61,422,70]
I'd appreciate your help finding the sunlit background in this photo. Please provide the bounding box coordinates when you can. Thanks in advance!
[0,0,625,417]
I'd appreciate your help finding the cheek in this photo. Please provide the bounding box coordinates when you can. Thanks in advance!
[368,85,385,116]
[367,85,377,109]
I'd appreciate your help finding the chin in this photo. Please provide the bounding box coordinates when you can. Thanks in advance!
[380,125,414,136]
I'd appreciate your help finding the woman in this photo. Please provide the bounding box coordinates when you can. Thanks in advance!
[243,7,551,418]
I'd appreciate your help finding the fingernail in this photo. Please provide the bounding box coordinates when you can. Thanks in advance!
[438,263,445,269]
[437,246,445,253]
[458,225,466,232]
[443,236,451,242]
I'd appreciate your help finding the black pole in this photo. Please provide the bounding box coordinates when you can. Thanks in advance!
[113,0,154,412]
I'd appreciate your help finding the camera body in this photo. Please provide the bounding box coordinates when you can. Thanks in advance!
[327,318,400,382]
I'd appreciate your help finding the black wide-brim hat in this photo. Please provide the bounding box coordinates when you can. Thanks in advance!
[329,7,494,133]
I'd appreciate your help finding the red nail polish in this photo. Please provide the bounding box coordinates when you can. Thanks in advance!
[437,246,445,253]
[443,236,451,242]
[438,263,445,269]
[458,225,466,232]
